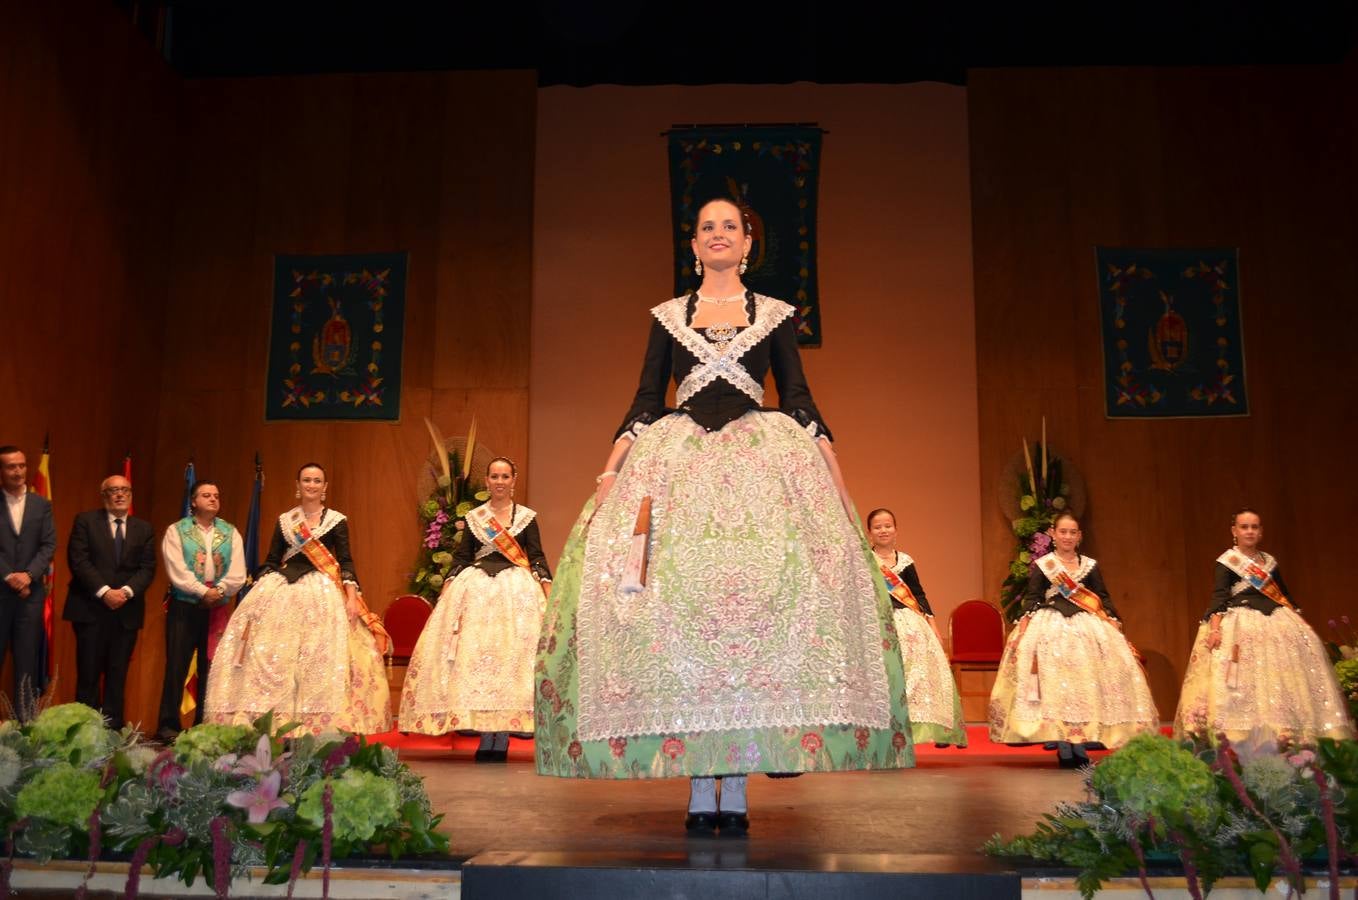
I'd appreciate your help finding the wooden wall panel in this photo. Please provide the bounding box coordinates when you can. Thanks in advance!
[143,69,538,733]
[0,2,176,717]
[969,61,1358,715]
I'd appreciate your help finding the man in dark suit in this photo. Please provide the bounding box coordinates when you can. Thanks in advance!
[64,473,156,728]
[0,446,56,706]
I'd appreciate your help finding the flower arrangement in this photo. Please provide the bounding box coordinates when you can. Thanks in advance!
[0,703,448,898]
[1324,616,1358,724]
[985,731,1358,899]
[997,418,1085,622]
[409,417,489,602]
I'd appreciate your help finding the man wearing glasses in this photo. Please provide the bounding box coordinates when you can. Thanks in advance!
[64,474,156,729]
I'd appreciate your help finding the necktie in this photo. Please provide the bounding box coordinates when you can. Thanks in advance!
[114,518,125,565]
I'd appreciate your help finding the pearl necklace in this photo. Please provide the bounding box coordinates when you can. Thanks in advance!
[697,292,744,305]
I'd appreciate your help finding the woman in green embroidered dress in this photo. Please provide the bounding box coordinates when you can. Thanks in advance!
[534,198,913,835]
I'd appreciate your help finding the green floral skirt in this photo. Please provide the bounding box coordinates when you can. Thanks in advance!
[534,412,914,778]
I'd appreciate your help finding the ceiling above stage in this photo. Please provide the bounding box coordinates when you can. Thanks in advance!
[146,1,1357,85]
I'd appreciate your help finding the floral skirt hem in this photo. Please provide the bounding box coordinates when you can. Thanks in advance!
[534,720,914,779]
[401,709,534,735]
[205,708,391,738]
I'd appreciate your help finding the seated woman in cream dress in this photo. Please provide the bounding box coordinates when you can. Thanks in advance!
[1175,507,1354,746]
[206,463,391,736]
[865,508,966,747]
[988,511,1157,766]
[401,457,551,760]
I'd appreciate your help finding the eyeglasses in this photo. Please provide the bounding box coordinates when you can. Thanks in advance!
[102,487,133,496]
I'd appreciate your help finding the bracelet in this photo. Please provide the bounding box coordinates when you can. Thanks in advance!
[595,471,618,485]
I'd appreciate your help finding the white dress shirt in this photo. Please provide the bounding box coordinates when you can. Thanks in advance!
[5,489,26,535]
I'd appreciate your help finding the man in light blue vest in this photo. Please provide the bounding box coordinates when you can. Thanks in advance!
[156,481,245,743]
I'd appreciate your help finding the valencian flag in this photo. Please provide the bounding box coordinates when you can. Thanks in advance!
[30,436,54,691]
[176,459,199,717]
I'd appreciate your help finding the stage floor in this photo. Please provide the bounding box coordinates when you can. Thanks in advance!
[400,744,1089,860]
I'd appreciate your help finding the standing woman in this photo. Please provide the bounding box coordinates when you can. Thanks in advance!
[988,511,1157,766]
[535,197,912,835]
[401,457,551,760]
[206,463,391,736]
[1175,508,1354,745]
[865,508,966,747]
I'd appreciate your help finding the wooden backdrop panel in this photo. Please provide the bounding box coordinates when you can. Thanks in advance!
[137,70,538,732]
[969,61,1358,715]
[0,1,176,714]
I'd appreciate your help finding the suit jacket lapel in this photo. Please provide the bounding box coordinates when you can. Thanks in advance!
[18,494,40,537]
[92,511,116,565]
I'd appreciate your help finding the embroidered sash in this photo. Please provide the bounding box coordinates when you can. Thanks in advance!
[1036,554,1139,657]
[877,553,922,615]
[1216,549,1295,611]
[467,505,549,597]
[283,510,390,654]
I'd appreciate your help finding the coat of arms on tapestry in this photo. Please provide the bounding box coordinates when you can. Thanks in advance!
[1096,247,1248,419]
[265,252,407,421]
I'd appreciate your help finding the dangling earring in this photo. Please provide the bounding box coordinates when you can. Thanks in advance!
[295,488,301,499]
[739,256,748,275]
[1232,534,1238,546]
[694,257,703,277]
[321,491,327,502]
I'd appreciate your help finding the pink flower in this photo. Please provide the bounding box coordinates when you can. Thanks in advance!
[800,733,823,753]
[567,741,583,761]
[216,734,276,777]
[1287,749,1316,776]
[226,771,288,824]
[662,737,685,760]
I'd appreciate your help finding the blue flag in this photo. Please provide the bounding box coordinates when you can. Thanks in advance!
[180,460,196,518]
[239,453,263,599]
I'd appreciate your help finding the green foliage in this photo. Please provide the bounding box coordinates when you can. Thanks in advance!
[1091,734,1221,833]
[172,723,252,764]
[410,448,487,602]
[28,703,113,767]
[298,769,400,842]
[999,442,1073,622]
[15,763,102,831]
[986,734,1358,897]
[0,702,450,896]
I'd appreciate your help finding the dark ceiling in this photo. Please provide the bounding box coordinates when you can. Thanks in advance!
[152,1,1357,86]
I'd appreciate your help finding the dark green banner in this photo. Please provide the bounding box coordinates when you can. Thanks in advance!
[266,252,407,421]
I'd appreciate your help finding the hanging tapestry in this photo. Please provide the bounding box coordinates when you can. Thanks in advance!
[1096,247,1248,419]
[265,252,407,421]
[668,126,823,346]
